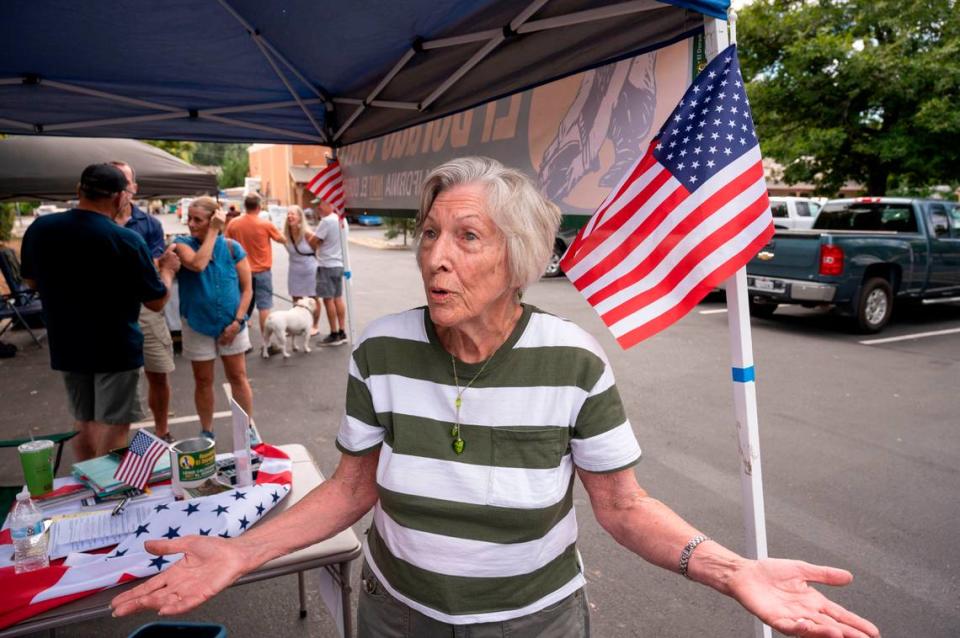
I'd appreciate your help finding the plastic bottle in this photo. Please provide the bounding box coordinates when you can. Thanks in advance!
[10,488,49,573]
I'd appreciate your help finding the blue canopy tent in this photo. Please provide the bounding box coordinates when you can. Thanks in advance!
[0,0,728,146]
[3,5,797,638]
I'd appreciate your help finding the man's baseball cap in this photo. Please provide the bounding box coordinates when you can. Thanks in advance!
[79,163,128,196]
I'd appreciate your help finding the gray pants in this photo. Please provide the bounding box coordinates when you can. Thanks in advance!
[358,562,590,638]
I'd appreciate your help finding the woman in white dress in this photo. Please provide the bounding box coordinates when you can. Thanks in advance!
[282,206,321,335]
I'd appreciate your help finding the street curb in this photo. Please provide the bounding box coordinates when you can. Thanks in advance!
[348,235,412,251]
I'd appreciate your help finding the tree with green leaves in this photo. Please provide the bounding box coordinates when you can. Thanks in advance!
[216,144,249,189]
[144,140,197,163]
[738,0,960,196]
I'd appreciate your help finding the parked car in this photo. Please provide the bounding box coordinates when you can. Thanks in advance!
[34,204,66,216]
[355,214,383,226]
[544,227,580,278]
[768,196,822,230]
[746,197,960,332]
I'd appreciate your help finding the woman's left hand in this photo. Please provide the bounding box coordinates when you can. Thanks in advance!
[218,321,240,345]
[727,558,879,637]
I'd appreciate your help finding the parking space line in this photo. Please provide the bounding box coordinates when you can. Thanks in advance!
[132,410,232,430]
[699,308,728,315]
[859,327,960,345]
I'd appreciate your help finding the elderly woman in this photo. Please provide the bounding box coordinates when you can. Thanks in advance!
[282,205,322,334]
[113,159,878,638]
[171,196,255,439]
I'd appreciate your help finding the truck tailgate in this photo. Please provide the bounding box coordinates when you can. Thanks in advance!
[747,231,824,279]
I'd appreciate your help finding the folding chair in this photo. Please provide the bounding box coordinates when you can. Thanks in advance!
[0,246,45,347]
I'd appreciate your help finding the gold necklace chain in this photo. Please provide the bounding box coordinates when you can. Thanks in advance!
[450,352,495,455]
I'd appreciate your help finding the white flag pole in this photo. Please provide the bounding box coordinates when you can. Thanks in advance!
[704,13,772,638]
[339,217,356,343]
[328,149,356,344]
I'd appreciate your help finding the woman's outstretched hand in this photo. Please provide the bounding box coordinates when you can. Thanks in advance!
[111,536,252,617]
[727,558,879,638]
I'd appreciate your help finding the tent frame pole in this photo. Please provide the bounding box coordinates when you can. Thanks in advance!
[0,117,32,131]
[248,34,328,141]
[333,49,418,142]
[704,14,772,638]
[25,78,325,142]
[213,0,331,105]
[419,0,547,111]
[333,98,420,111]
[518,0,660,33]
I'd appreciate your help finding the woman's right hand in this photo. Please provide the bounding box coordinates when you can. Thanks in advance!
[210,210,227,232]
[111,536,251,617]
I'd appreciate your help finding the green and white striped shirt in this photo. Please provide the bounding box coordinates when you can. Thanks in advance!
[337,304,641,624]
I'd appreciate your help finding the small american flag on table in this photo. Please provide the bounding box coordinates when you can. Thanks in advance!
[113,430,169,490]
[561,44,774,349]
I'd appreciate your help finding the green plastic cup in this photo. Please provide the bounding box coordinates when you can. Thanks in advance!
[19,440,55,497]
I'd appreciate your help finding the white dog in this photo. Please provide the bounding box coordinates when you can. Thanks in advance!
[261,298,318,358]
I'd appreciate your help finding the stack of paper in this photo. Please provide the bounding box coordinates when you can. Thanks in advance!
[72,453,171,498]
[48,502,158,558]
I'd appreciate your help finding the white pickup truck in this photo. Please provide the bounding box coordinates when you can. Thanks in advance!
[769,196,822,230]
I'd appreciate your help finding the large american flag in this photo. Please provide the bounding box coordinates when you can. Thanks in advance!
[560,44,774,349]
[306,160,345,211]
[0,444,293,630]
[114,430,168,490]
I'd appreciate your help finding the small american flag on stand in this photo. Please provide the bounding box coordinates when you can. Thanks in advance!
[306,159,345,211]
[560,44,774,349]
[113,430,169,490]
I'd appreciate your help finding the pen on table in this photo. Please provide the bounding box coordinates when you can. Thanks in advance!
[111,496,130,517]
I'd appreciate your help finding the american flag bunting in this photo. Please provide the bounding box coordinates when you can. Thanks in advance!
[0,444,293,629]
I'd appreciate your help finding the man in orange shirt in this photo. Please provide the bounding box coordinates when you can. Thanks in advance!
[225,194,285,339]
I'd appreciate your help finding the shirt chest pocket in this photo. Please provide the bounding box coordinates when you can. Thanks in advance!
[486,427,571,509]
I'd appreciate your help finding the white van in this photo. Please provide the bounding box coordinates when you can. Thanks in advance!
[769,196,822,230]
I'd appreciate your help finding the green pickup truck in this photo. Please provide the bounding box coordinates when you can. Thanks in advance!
[745,198,960,332]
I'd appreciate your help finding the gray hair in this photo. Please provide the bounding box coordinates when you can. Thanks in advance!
[416,157,561,291]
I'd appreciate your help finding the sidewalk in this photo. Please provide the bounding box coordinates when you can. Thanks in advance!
[346,229,412,251]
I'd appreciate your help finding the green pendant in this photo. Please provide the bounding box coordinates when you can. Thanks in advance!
[453,439,465,455]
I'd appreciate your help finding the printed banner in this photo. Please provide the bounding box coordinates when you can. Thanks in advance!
[339,37,697,217]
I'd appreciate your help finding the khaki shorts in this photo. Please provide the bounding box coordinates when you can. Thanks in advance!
[139,305,175,374]
[181,319,251,361]
[357,562,590,638]
[62,369,144,425]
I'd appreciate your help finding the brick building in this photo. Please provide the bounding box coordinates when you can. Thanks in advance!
[247,144,333,207]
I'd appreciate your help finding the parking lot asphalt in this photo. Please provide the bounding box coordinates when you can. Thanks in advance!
[1,224,958,637]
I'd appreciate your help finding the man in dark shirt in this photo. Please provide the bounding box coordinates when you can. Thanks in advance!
[21,163,180,460]
[111,160,176,443]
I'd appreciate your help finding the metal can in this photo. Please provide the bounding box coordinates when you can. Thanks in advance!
[171,437,216,489]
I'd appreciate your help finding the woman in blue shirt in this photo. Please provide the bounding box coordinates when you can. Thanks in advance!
[172,196,254,439]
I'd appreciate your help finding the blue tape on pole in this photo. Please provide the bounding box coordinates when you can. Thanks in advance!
[344,271,352,280]
[732,366,755,383]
